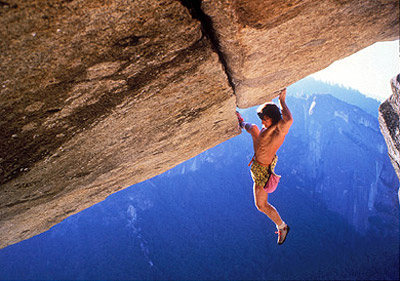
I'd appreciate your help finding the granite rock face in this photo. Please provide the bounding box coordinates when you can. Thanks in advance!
[379,74,400,202]
[0,0,238,249]
[0,0,398,248]
[200,0,399,107]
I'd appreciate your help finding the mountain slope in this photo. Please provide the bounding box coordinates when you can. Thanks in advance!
[0,93,398,280]
[288,77,381,117]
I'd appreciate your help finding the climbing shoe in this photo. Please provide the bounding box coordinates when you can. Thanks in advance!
[276,225,290,245]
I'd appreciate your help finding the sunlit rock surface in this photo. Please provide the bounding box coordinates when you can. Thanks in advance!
[379,74,400,201]
[200,0,399,107]
[0,0,399,248]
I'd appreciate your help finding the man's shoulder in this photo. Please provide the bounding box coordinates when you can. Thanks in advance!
[277,118,293,134]
[259,125,277,138]
[262,125,286,139]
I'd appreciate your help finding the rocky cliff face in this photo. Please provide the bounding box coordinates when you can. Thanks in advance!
[200,0,399,107]
[379,74,400,201]
[289,94,398,235]
[0,0,398,248]
[0,0,238,249]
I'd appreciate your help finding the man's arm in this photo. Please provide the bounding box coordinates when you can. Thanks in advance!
[278,88,293,134]
[243,122,260,140]
[236,111,260,139]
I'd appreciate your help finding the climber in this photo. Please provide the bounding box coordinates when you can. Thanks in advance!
[236,88,293,245]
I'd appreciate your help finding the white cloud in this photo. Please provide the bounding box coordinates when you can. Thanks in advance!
[310,40,399,101]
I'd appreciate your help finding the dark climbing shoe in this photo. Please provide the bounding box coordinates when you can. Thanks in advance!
[276,225,290,245]
[236,111,244,128]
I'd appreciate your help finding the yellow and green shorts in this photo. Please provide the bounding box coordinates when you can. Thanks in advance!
[250,155,278,187]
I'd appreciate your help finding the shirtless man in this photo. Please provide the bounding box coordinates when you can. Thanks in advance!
[237,88,293,245]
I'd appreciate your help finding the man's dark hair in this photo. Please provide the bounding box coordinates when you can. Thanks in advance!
[257,103,282,125]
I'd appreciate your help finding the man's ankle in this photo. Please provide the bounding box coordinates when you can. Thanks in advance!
[277,222,286,230]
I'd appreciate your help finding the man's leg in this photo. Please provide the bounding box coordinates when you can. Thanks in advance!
[253,184,290,244]
[253,184,283,226]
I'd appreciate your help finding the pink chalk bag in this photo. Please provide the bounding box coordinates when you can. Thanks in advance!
[264,155,281,193]
[264,168,281,193]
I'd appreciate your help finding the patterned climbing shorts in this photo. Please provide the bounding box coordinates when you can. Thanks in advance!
[250,155,278,187]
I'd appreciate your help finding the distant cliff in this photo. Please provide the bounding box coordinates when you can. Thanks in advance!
[1,91,397,280]
[286,94,398,235]
[0,0,398,248]
[379,74,400,202]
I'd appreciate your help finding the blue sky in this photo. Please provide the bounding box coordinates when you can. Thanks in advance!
[310,40,399,101]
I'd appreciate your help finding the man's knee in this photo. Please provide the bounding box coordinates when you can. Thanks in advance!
[256,202,275,213]
[255,201,264,212]
[255,201,272,213]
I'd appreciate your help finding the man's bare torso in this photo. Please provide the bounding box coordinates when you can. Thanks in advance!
[253,123,286,166]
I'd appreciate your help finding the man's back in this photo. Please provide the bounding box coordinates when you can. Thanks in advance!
[253,122,288,166]
[237,88,292,165]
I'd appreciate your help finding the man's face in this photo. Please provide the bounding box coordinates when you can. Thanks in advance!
[263,116,272,127]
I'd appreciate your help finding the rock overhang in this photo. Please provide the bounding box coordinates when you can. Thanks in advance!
[0,0,398,249]
[200,0,399,107]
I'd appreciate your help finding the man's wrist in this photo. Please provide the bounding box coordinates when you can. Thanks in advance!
[243,122,252,131]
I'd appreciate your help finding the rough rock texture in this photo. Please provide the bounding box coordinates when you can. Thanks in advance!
[0,0,238,249]
[201,0,399,107]
[379,74,400,201]
[0,0,398,249]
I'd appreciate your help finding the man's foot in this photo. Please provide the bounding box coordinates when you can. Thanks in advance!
[275,225,290,245]
[236,111,244,128]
